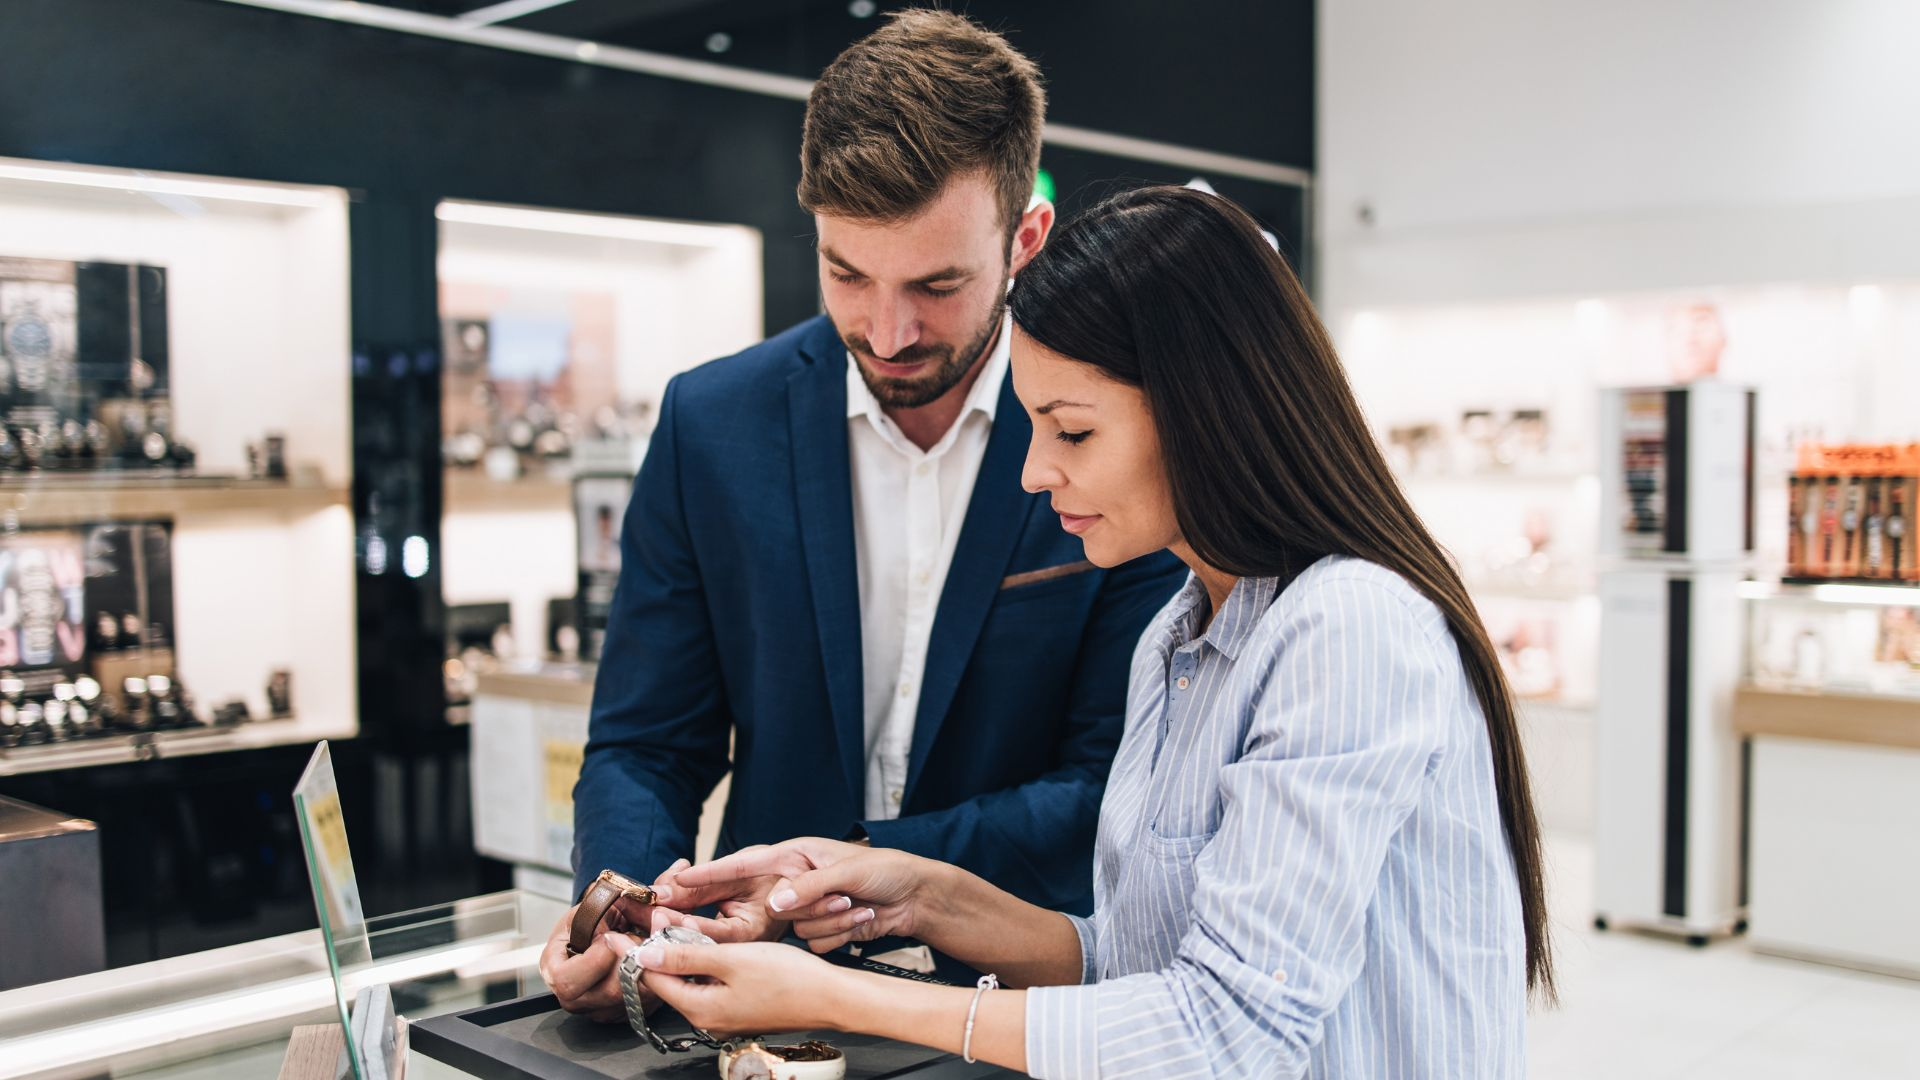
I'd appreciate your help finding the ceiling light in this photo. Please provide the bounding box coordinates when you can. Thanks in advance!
[436,199,754,249]
[0,158,338,208]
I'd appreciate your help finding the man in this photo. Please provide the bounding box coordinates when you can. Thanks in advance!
[541,9,1184,1020]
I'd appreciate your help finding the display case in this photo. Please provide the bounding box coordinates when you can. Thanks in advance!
[1735,579,1920,979]
[0,889,552,1080]
[434,200,761,719]
[1740,579,1920,700]
[0,156,356,774]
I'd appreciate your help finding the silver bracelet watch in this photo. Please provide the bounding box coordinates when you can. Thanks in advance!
[616,926,728,1054]
[614,924,847,1079]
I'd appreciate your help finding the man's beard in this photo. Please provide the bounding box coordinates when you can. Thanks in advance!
[844,284,1008,410]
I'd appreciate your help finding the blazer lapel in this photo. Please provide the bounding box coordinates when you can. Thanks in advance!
[787,322,867,807]
[905,373,1039,795]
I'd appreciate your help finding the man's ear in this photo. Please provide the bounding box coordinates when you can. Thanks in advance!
[1008,199,1055,276]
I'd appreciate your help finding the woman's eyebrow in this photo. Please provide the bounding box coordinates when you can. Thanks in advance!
[1036,400,1093,415]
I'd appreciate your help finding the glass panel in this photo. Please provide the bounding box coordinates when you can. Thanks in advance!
[292,739,398,1080]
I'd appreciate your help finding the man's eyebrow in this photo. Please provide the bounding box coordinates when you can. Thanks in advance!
[1036,400,1093,415]
[817,245,864,276]
[817,245,972,286]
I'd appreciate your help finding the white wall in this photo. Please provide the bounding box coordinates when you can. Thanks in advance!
[1317,0,1920,310]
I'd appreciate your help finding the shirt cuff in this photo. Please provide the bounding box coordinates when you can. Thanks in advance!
[1063,912,1097,985]
[1024,984,1102,1080]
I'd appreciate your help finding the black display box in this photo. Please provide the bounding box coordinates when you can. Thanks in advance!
[411,992,1017,1080]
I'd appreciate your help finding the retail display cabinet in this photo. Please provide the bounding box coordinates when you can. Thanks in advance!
[1593,381,1756,943]
[0,156,357,778]
[435,200,761,722]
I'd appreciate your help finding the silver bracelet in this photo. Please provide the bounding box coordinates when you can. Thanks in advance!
[962,973,999,1064]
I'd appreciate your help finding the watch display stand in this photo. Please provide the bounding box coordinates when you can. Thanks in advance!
[411,990,1015,1080]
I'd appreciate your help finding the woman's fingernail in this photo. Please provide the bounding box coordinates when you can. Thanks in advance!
[828,896,852,914]
[604,932,636,953]
[854,907,875,925]
[636,945,664,969]
[770,888,798,911]
[651,884,673,903]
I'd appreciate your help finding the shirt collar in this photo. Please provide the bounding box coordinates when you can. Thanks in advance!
[846,313,1010,431]
[1167,573,1282,663]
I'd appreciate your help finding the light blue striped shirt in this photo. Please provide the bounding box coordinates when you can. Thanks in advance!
[1025,556,1526,1079]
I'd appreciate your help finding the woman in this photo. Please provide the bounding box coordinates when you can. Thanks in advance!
[617,186,1554,1078]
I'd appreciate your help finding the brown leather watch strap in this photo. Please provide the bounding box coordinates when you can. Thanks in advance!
[567,870,658,956]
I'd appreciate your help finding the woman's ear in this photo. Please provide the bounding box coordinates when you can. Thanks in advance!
[1009,199,1055,276]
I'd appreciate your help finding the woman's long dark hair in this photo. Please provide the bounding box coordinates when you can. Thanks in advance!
[1010,185,1555,1001]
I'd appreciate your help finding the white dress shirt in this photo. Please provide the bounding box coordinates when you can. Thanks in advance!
[846,317,1010,821]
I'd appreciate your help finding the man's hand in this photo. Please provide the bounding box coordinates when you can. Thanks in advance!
[652,845,816,944]
[538,859,686,1022]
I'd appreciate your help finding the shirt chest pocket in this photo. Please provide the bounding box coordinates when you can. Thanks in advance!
[1140,692,1252,846]
[1143,769,1225,847]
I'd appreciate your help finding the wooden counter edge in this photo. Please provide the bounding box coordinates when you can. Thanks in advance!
[1732,685,1920,752]
[473,669,596,708]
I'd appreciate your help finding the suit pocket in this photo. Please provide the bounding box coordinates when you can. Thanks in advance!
[995,562,1098,609]
[999,560,1097,591]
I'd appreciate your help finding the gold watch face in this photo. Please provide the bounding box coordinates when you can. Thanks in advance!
[601,868,640,890]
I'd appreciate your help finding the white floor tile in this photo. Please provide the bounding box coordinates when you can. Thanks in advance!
[1529,835,1920,1080]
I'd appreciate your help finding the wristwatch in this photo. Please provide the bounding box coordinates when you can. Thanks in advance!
[567,869,660,956]
[616,926,727,1054]
[717,1040,847,1080]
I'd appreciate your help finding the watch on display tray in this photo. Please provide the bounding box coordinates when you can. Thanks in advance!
[611,922,848,1078]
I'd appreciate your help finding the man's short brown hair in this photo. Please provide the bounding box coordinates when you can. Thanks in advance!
[799,8,1045,235]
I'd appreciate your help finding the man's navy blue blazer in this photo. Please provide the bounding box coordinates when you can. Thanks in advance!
[571,315,1186,913]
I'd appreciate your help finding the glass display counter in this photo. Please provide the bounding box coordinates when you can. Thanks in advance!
[0,890,560,1080]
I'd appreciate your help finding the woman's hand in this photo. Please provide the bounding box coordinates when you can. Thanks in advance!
[652,845,793,944]
[618,937,855,1037]
[666,837,948,953]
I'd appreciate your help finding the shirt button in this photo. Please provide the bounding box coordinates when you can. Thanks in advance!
[890,789,903,804]
[899,682,914,700]
[915,462,931,477]
[914,569,931,586]
[1176,676,1191,690]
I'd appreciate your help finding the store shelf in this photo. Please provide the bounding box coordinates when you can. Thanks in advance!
[1518,693,1598,713]
[443,469,572,514]
[1466,578,1597,603]
[0,476,348,526]
[1398,469,1595,488]
[1733,685,1920,752]
[0,716,352,777]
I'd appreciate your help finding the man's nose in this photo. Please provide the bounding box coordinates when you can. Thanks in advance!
[865,295,921,359]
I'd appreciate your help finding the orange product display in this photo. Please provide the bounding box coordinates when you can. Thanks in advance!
[1787,443,1920,582]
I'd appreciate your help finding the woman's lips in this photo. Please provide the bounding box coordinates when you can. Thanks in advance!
[1057,511,1101,535]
